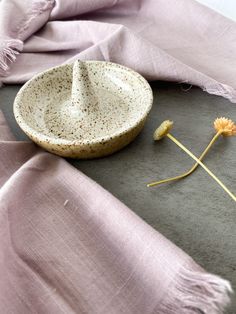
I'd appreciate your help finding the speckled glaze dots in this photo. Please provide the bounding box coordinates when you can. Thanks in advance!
[13,60,153,159]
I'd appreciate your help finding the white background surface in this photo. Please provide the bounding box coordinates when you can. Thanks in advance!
[196,0,236,21]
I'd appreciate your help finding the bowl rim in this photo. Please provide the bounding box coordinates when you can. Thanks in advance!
[13,60,153,146]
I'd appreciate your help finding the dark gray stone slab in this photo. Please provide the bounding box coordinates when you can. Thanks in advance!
[0,82,235,313]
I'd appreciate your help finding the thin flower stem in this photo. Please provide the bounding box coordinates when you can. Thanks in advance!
[148,133,236,202]
[148,130,222,187]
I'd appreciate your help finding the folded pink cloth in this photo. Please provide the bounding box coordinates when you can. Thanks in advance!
[0,0,236,102]
[0,110,233,313]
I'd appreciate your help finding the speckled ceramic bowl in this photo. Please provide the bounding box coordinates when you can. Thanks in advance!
[14,60,153,159]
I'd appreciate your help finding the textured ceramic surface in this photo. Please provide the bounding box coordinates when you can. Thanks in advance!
[14,61,153,158]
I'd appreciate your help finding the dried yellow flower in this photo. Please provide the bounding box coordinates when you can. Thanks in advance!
[153,120,173,140]
[214,117,236,136]
[149,117,236,202]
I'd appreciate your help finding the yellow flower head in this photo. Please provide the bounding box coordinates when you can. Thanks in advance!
[153,120,173,140]
[214,117,236,136]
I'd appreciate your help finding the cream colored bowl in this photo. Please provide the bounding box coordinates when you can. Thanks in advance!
[14,61,153,159]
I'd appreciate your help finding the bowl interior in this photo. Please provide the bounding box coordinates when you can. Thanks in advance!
[14,62,153,144]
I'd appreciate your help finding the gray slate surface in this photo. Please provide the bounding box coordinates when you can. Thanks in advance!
[0,82,235,313]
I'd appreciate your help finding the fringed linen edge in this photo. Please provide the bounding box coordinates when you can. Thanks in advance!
[203,83,236,103]
[158,262,233,314]
[0,0,55,83]
[0,39,23,77]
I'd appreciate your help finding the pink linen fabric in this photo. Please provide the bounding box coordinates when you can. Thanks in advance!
[0,0,234,313]
[0,0,236,102]
[0,110,232,313]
